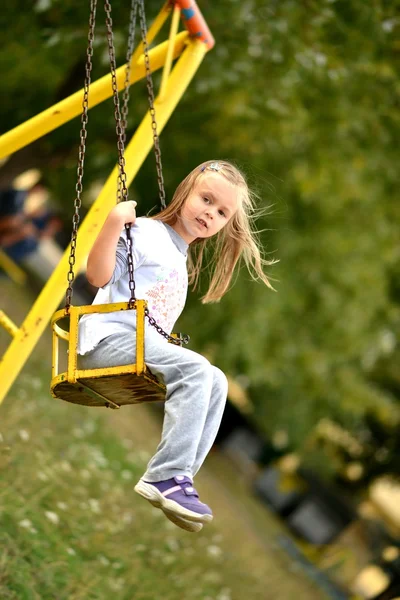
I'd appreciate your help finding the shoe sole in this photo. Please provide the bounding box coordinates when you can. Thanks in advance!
[134,480,213,524]
[163,510,203,533]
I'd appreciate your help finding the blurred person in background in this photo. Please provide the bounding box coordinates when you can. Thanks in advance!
[0,169,93,304]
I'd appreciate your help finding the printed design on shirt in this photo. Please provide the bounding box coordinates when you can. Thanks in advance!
[147,266,187,332]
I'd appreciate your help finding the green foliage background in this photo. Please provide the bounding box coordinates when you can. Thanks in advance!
[1,0,399,481]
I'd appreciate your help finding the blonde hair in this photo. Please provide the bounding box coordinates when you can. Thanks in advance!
[152,160,276,303]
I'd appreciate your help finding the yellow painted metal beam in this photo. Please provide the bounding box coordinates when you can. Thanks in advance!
[159,4,181,102]
[0,249,27,285]
[0,31,189,161]
[0,310,19,338]
[0,39,207,405]
[135,300,145,375]
[130,1,173,66]
[67,307,79,384]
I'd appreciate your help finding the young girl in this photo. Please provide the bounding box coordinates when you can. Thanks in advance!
[77,160,274,533]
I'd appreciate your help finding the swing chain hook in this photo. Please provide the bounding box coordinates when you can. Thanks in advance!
[65,0,98,313]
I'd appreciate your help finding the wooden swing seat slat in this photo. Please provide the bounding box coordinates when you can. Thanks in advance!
[51,368,165,409]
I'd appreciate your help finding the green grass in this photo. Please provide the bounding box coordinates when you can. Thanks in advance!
[1,369,263,600]
[0,279,329,599]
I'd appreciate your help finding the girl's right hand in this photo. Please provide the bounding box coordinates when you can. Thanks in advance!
[110,200,137,225]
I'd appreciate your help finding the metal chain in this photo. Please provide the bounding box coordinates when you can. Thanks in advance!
[65,0,97,312]
[145,310,190,345]
[103,0,187,346]
[117,0,138,204]
[137,0,188,345]
[66,0,188,346]
[104,0,129,205]
[137,0,166,210]
[104,0,136,307]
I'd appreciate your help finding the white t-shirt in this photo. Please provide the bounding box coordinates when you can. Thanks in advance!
[77,218,189,355]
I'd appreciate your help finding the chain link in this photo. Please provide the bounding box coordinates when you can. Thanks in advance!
[117,0,138,204]
[137,0,166,211]
[145,309,190,346]
[65,0,97,312]
[104,0,136,306]
[104,0,129,205]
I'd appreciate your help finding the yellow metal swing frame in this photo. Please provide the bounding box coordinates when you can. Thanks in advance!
[0,1,215,407]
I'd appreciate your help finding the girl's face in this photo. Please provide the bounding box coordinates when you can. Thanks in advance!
[172,173,239,244]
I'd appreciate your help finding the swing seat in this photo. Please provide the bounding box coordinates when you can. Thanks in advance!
[50,300,166,409]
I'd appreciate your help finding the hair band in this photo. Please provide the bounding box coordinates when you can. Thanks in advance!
[201,162,222,173]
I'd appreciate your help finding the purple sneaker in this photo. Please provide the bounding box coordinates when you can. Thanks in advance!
[134,476,213,525]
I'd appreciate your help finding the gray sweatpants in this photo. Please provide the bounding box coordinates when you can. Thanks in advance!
[78,331,228,482]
